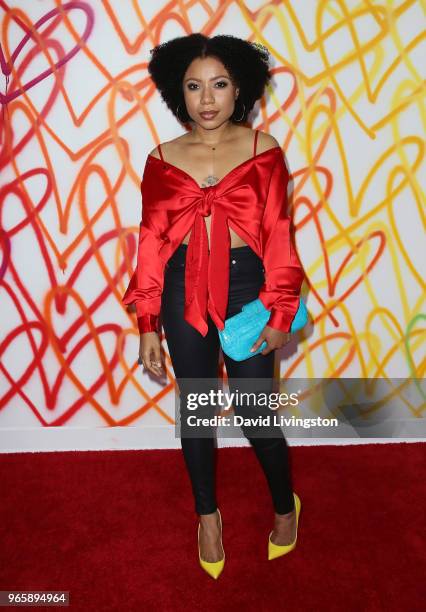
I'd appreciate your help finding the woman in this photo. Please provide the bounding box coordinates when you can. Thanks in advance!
[122,34,305,579]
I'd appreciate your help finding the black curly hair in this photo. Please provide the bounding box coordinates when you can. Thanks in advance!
[147,33,272,124]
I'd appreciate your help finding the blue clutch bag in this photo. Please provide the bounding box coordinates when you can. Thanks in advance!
[218,297,308,361]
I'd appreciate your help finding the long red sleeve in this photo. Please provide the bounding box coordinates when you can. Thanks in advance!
[122,219,165,334]
[258,153,305,333]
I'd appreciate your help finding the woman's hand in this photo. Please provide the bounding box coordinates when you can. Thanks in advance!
[250,325,292,355]
[138,332,164,376]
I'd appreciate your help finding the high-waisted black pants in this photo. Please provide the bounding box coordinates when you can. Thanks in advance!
[161,243,295,516]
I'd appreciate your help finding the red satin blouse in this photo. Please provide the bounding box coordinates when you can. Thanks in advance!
[122,129,305,337]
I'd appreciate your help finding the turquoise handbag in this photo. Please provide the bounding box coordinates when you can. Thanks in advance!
[218,297,308,361]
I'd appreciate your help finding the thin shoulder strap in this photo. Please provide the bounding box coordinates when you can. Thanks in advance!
[253,129,259,156]
[157,142,164,161]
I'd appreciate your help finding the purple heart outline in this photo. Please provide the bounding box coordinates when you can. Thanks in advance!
[0,0,94,104]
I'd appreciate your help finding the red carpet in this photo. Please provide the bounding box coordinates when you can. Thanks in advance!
[0,443,424,611]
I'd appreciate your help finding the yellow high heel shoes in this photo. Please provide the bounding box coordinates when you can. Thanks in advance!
[268,492,301,560]
[197,508,225,579]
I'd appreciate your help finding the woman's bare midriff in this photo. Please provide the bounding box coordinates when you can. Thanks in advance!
[181,218,247,249]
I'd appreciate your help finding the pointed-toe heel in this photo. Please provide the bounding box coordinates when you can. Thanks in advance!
[198,508,225,579]
[268,492,301,560]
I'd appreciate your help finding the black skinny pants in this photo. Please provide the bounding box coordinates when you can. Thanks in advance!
[161,243,295,516]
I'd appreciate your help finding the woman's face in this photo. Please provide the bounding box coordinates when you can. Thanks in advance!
[182,56,239,127]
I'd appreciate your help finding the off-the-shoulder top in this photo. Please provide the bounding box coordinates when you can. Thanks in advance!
[122,129,305,336]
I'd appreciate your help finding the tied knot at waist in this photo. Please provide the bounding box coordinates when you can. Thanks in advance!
[198,187,216,217]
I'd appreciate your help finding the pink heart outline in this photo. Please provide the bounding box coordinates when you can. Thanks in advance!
[0,0,94,104]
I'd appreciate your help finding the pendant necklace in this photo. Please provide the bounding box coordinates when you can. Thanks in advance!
[201,144,220,188]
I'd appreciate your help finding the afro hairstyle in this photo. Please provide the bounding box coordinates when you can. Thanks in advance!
[147,33,272,124]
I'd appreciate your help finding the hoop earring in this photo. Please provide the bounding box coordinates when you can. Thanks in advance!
[233,100,245,122]
[176,103,186,123]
